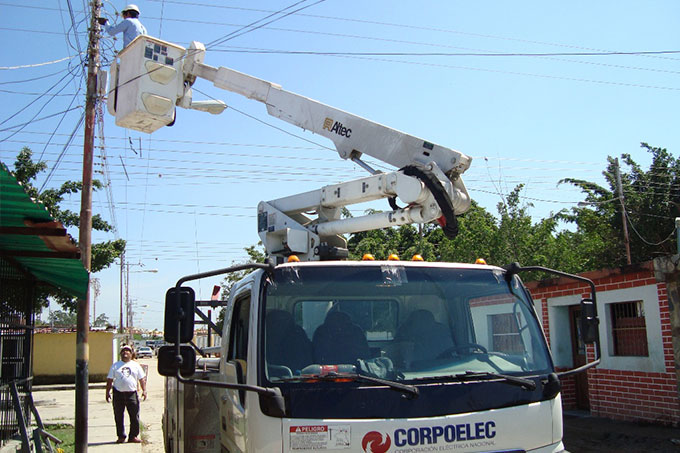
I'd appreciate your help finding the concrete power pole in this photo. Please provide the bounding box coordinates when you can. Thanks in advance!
[614,158,632,265]
[120,252,125,333]
[76,0,102,450]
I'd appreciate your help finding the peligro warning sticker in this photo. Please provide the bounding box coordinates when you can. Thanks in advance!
[289,425,351,450]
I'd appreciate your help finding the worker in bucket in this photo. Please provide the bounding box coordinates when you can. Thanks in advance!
[98,4,148,48]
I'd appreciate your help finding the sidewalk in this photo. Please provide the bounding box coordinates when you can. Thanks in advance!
[32,357,164,452]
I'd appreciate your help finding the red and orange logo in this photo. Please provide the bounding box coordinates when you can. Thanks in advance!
[361,431,391,453]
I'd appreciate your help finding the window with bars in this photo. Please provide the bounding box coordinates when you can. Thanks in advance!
[610,301,648,356]
[490,313,524,353]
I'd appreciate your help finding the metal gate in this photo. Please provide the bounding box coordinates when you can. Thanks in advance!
[0,258,35,445]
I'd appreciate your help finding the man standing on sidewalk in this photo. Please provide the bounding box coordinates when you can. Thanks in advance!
[106,344,147,443]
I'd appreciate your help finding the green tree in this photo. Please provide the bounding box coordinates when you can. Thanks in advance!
[428,201,498,264]
[348,220,435,261]
[432,186,578,272]
[346,184,588,276]
[48,310,77,327]
[561,143,679,267]
[93,313,110,327]
[13,147,126,311]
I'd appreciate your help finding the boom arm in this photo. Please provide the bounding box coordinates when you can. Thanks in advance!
[110,36,473,261]
[182,42,471,177]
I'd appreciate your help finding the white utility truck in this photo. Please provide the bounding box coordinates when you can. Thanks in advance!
[108,35,600,453]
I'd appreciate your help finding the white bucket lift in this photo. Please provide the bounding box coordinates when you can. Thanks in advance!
[109,36,186,133]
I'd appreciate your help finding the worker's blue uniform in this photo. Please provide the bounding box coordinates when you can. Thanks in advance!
[105,18,147,48]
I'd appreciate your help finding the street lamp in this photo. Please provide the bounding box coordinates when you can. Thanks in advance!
[126,269,158,333]
[119,254,158,334]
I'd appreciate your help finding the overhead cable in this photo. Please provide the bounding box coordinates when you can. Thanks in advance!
[0,54,82,70]
[0,69,68,85]
[205,0,326,49]
[144,0,679,62]
[38,77,85,160]
[0,71,77,126]
[39,110,85,191]
[624,210,676,246]
[192,87,335,152]
[214,49,680,58]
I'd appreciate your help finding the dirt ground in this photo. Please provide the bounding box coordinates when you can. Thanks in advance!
[562,412,680,452]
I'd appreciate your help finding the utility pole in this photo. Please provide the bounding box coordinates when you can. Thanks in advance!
[119,252,125,333]
[126,263,131,332]
[614,158,632,265]
[76,1,101,451]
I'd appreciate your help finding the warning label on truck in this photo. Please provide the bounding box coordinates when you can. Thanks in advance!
[289,425,351,450]
[189,434,216,451]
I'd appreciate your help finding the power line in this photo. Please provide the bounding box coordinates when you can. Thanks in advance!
[207,45,680,77]
[1,131,665,171]
[0,107,82,134]
[0,73,82,144]
[624,209,676,246]
[289,52,680,92]
[38,76,85,161]
[39,110,85,191]
[0,89,79,96]
[65,0,85,61]
[205,0,323,49]
[0,70,76,127]
[0,26,83,36]
[0,68,70,85]
[7,0,680,68]
[145,0,680,65]
[0,54,82,70]
[213,49,680,58]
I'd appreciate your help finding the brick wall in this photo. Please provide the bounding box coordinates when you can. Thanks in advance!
[526,262,680,426]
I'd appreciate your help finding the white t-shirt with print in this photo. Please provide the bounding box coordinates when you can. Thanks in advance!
[107,360,146,392]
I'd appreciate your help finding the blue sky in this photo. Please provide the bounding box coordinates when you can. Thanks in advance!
[2,1,679,330]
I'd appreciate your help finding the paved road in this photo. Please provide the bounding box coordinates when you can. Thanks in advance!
[33,357,165,452]
[141,357,165,453]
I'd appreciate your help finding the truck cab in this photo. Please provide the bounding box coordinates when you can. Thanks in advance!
[215,260,565,453]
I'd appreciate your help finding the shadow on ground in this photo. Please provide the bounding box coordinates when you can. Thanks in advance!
[563,412,680,452]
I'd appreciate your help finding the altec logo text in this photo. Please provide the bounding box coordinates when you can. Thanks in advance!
[361,422,496,452]
[323,117,352,137]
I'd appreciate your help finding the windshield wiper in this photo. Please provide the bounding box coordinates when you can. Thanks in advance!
[453,371,536,390]
[279,372,419,398]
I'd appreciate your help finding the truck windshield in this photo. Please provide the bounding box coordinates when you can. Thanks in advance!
[262,265,552,384]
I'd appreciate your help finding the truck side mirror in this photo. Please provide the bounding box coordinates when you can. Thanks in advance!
[164,286,195,343]
[579,298,599,344]
[157,345,196,377]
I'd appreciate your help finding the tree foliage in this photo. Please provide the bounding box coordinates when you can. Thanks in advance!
[93,313,111,327]
[48,310,77,327]
[560,143,679,267]
[12,147,126,312]
[347,186,574,273]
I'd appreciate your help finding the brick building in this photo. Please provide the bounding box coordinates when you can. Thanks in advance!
[525,257,680,426]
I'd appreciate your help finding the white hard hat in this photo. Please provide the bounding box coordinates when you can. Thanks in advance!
[122,4,140,14]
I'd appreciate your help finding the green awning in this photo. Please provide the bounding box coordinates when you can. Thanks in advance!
[0,162,88,299]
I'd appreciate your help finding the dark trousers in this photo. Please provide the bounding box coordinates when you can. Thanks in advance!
[112,389,140,439]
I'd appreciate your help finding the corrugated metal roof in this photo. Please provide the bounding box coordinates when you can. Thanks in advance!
[0,162,88,299]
